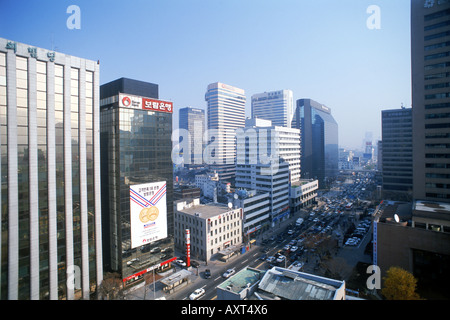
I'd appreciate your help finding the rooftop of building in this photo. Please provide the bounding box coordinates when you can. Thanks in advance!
[217,267,264,294]
[412,200,450,223]
[176,200,237,219]
[413,200,450,214]
[290,179,318,188]
[255,267,345,300]
[376,200,412,223]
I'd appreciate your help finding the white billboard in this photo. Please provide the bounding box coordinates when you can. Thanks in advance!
[130,181,168,248]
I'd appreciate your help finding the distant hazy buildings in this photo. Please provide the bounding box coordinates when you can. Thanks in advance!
[381,108,413,199]
[292,99,338,188]
[205,82,246,181]
[251,90,294,128]
[0,38,102,300]
[100,78,175,287]
[179,107,205,167]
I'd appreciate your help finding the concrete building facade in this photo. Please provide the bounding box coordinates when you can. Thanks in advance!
[174,199,243,262]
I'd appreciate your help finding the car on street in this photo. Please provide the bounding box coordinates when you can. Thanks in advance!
[222,268,236,278]
[175,259,186,267]
[150,247,161,254]
[204,269,211,279]
[276,255,286,264]
[189,288,205,300]
[283,244,291,251]
[290,246,298,253]
[266,256,275,263]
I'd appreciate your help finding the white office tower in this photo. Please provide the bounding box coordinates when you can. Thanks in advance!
[251,90,294,128]
[235,118,301,227]
[205,82,246,181]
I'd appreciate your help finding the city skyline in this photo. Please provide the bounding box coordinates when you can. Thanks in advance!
[0,0,411,149]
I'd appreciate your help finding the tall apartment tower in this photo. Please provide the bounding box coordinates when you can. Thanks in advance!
[381,108,413,200]
[100,78,175,287]
[235,118,301,227]
[179,107,205,167]
[292,98,338,188]
[205,82,246,181]
[0,38,103,300]
[251,90,294,128]
[412,0,450,202]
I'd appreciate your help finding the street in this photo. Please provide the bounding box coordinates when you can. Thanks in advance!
[124,172,377,300]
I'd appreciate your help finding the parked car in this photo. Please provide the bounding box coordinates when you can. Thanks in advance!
[222,268,235,278]
[266,256,276,263]
[150,247,161,254]
[290,246,298,253]
[204,269,211,279]
[175,259,186,267]
[190,260,200,268]
[276,255,286,264]
[189,288,205,300]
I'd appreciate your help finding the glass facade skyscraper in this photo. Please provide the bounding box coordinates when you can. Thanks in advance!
[381,108,413,199]
[100,78,175,286]
[0,38,102,300]
[292,98,338,188]
[179,107,205,167]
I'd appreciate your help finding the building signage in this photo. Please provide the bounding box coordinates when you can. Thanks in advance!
[122,256,176,283]
[130,181,168,249]
[185,229,191,268]
[119,93,173,113]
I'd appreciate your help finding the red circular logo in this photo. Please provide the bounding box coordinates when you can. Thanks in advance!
[122,96,131,107]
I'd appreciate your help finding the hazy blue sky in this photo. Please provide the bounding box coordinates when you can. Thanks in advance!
[0,0,411,149]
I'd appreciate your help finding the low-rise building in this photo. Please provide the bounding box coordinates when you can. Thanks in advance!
[174,199,243,262]
[216,267,265,300]
[256,267,346,300]
[232,189,271,237]
[373,200,450,299]
[289,179,319,213]
[216,266,346,300]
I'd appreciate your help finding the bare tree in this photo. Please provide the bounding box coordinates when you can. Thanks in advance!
[98,272,124,300]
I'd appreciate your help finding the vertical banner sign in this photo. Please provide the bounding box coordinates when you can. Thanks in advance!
[373,220,377,268]
[130,181,168,248]
[185,229,191,268]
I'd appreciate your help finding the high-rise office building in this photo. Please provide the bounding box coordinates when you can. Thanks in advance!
[251,90,294,128]
[205,82,246,181]
[381,108,413,199]
[372,2,450,300]
[412,0,450,202]
[179,107,205,167]
[292,98,338,188]
[100,78,175,287]
[236,118,300,227]
[0,38,103,300]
